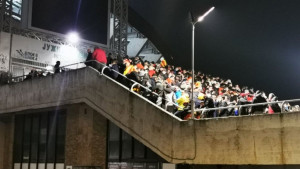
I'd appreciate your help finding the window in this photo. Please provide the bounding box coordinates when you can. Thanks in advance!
[13,110,66,169]
[107,121,166,166]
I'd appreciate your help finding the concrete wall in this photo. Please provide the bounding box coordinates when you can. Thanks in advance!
[1,67,300,165]
[65,104,107,168]
[0,121,4,169]
[180,165,300,169]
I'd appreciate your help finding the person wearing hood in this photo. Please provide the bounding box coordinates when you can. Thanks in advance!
[174,92,190,119]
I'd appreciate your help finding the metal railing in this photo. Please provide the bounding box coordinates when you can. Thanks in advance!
[194,99,300,116]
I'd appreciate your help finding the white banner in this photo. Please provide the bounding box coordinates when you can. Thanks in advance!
[0,32,11,72]
[11,34,86,67]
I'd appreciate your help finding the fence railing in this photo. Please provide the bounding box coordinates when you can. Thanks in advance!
[194,99,300,116]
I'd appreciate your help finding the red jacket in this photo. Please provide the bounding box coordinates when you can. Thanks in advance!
[92,48,107,64]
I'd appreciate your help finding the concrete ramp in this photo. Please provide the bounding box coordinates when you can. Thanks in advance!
[1,67,300,165]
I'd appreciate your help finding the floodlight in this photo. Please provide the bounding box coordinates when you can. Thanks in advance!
[197,7,215,22]
[67,32,79,43]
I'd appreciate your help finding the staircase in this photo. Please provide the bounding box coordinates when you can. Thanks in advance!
[1,67,300,165]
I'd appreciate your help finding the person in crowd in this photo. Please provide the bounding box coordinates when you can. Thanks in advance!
[250,91,267,115]
[92,47,107,71]
[160,57,167,68]
[163,84,176,112]
[174,92,190,119]
[108,59,119,80]
[107,53,114,66]
[238,93,251,115]
[85,49,93,67]
[218,95,230,117]
[123,59,134,76]
[54,61,61,74]
[267,93,281,113]
[198,93,215,118]
[24,69,34,80]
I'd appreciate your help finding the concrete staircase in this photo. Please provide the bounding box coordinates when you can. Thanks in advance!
[1,67,300,165]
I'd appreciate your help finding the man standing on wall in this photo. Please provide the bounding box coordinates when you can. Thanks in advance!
[92,47,107,71]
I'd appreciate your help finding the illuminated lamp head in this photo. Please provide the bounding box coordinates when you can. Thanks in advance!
[67,32,80,43]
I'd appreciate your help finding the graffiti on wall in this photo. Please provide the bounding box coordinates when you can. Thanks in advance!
[15,49,39,61]
[0,53,8,71]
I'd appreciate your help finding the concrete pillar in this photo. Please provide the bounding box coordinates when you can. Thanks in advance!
[0,120,4,169]
[0,116,14,169]
[65,104,107,168]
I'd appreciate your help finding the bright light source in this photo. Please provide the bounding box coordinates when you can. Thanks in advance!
[197,6,215,22]
[46,65,53,71]
[198,17,204,22]
[67,32,79,43]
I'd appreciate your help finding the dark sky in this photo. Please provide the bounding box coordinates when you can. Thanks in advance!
[31,0,108,44]
[129,0,300,100]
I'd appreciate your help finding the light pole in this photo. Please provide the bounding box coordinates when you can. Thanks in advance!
[191,7,215,120]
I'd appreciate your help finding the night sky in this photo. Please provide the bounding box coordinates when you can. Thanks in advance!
[129,0,300,100]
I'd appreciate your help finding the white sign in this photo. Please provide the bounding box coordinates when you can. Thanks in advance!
[0,32,11,71]
[11,34,86,67]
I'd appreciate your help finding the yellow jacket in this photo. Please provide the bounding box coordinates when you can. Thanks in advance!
[177,95,190,111]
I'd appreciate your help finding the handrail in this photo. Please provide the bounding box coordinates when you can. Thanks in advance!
[195,99,300,113]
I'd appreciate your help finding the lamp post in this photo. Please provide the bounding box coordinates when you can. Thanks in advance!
[191,7,215,120]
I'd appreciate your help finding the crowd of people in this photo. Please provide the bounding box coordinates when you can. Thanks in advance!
[2,46,298,120]
[85,47,299,120]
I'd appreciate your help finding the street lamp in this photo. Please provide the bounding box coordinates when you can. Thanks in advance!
[191,7,214,120]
